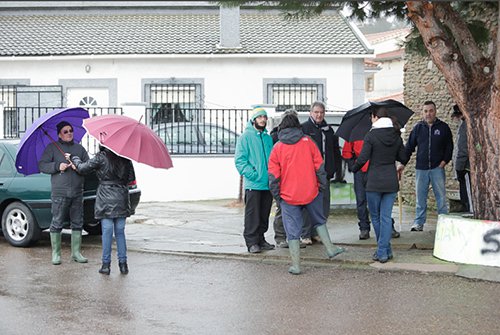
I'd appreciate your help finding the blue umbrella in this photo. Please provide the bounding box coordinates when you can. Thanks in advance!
[15,107,90,175]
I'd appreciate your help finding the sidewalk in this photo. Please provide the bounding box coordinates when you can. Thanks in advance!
[123,200,498,281]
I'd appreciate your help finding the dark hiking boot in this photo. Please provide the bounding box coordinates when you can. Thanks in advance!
[119,262,129,275]
[99,263,111,275]
[359,230,370,240]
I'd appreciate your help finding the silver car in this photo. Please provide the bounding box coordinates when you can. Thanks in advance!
[153,123,239,154]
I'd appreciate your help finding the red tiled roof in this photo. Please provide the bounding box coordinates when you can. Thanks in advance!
[370,92,404,103]
[365,28,411,44]
[364,59,381,68]
[374,49,404,61]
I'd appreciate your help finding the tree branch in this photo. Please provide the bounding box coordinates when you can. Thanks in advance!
[434,2,486,69]
[406,2,470,95]
[494,6,500,90]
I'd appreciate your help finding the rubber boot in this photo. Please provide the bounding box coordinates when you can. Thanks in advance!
[316,224,345,258]
[50,232,62,265]
[71,230,88,263]
[287,240,301,275]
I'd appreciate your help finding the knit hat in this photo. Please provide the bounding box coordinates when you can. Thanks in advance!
[251,106,267,121]
[56,121,72,134]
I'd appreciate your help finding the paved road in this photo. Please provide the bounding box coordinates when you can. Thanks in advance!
[0,240,499,335]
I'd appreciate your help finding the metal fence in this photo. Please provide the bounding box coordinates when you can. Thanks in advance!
[146,107,251,154]
[0,85,16,107]
[2,106,250,155]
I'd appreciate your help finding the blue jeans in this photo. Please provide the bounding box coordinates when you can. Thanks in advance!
[415,167,448,226]
[302,184,330,238]
[101,217,127,264]
[366,191,397,260]
[281,192,325,241]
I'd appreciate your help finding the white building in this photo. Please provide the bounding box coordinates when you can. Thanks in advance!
[0,1,373,202]
[364,28,410,102]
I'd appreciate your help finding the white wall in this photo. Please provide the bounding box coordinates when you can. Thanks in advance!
[134,155,240,202]
[0,56,357,110]
[0,55,360,201]
[366,58,404,100]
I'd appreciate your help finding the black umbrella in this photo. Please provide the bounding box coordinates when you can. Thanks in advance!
[335,99,415,142]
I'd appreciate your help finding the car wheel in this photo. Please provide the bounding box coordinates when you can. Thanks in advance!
[84,221,102,235]
[1,202,41,247]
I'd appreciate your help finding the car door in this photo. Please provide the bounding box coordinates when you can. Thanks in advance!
[0,144,15,199]
[159,123,205,154]
[198,124,238,154]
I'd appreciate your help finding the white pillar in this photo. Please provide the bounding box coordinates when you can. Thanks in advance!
[0,102,5,139]
[121,103,147,123]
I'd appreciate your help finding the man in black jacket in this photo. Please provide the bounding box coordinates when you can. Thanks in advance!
[301,101,343,243]
[403,101,453,231]
[451,105,472,213]
[39,121,89,265]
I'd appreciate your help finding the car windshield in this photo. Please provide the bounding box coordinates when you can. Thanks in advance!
[4,141,18,157]
[154,123,238,154]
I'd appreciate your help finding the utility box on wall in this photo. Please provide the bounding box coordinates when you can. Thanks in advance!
[331,182,356,208]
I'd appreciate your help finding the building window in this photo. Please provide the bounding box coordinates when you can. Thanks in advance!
[265,81,325,112]
[0,86,16,107]
[365,74,374,92]
[79,96,98,107]
[146,83,202,124]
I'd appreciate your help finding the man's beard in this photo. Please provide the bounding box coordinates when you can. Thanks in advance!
[254,122,266,130]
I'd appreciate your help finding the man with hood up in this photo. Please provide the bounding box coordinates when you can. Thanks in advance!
[268,111,344,275]
[235,106,275,254]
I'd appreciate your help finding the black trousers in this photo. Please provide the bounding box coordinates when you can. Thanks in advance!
[244,189,273,248]
[273,201,286,243]
[50,194,84,233]
[456,169,473,213]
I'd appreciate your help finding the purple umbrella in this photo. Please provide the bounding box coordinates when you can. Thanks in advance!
[15,107,90,175]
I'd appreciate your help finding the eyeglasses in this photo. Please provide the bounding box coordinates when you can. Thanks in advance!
[63,129,74,134]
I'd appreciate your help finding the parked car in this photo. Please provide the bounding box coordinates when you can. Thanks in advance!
[153,123,239,154]
[0,140,141,247]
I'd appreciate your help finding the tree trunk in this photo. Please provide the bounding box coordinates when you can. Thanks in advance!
[467,97,500,220]
[407,1,500,220]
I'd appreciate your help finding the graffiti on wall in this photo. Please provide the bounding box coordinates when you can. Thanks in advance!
[434,215,500,267]
[481,229,500,255]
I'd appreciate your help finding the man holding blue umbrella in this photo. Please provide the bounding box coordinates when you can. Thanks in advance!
[39,121,89,265]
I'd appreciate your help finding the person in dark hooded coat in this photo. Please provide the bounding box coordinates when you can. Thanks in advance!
[300,101,343,244]
[68,146,135,275]
[268,111,344,275]
[351,107,409,263]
